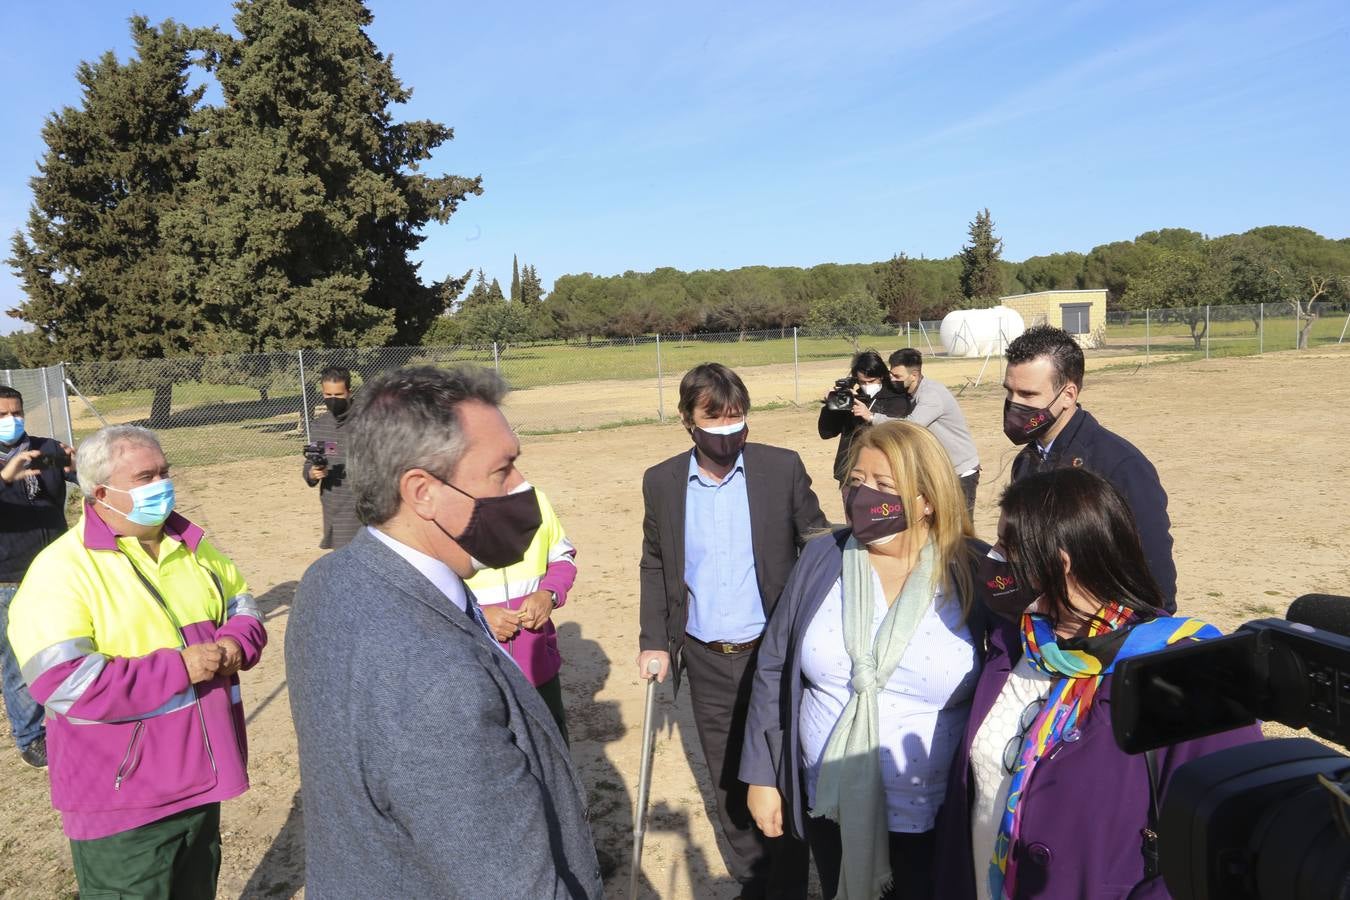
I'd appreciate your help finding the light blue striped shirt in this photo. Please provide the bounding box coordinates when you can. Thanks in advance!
[683,450,764,643]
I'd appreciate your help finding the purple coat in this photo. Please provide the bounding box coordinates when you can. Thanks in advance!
[933,616,1263,900]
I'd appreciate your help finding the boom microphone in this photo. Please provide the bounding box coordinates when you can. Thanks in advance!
[1286,594,1350,640]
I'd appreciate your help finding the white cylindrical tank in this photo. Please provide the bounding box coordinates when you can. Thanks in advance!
[939,306,1026,357]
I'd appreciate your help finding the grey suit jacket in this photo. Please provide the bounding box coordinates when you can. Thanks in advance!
[287,528,602,899]
[638,442,829,692]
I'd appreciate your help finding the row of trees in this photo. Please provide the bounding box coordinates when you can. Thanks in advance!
[533,223,1347,345]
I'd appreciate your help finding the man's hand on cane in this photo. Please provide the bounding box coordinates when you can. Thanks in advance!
[635,650,670,683]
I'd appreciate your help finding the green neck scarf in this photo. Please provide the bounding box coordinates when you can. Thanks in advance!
[811,535,937,900]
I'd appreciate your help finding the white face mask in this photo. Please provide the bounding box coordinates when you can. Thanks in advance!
[859,383,882,397]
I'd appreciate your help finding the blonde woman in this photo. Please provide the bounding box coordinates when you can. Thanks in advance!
[740,421,990,900]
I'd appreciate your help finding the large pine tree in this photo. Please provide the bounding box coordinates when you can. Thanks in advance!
[959,208,1005,302]
[8,18,203,421]
[167,0,481,352]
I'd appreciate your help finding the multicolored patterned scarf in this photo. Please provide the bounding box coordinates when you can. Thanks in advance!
[988,603,1219,898]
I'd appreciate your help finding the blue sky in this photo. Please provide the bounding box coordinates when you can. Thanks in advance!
[2,0,1347,334]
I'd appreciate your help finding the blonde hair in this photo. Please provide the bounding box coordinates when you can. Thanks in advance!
[846,420,977,617]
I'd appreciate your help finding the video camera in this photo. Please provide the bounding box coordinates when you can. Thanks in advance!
[1111,594,1350,900]
[824,376,860,412]
[303,441,335,467]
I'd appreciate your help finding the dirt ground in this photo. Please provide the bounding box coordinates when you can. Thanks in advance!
[3,347,1349,899]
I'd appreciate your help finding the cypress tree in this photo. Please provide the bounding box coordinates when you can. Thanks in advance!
[959,208,1005,302]
[510,254,521,302]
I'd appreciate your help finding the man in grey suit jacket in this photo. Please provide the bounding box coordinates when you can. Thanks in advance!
[288,366,602,899]
[638,363,827,900]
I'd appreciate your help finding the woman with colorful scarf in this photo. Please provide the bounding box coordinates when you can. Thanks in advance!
[740,421,990,900]
[934,467,1262,899]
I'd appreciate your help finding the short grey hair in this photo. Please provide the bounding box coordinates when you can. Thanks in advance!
[76,425,164,499]
[348,366,509,525]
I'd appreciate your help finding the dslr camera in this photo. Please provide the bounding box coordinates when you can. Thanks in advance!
[1111,593,1350,900]
[824,376,860,412]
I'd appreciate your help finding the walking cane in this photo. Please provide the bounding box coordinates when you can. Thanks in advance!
[629,657,662,898]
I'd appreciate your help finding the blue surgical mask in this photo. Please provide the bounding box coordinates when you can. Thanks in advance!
[0,415,24,445]
[99,479,176,527]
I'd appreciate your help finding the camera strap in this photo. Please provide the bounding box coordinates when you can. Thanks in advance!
[1141,748,1161,879]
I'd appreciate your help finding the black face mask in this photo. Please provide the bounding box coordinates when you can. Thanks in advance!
[976,548,1039,621]
[691,421,748,467]
[324,397,351,419]
[431,477,542,570]
[1002,385,1067,446]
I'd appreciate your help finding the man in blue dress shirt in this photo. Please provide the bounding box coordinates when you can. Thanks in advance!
[639,363,828,899]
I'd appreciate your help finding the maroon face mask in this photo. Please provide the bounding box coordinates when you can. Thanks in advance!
[976,548,1039,621]
[691,421,748,467]
[843,483,909,545]
[1002,386,1067,446]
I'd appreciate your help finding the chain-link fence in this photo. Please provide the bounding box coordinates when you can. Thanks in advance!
[2,363,73,445]
[1104,302,1350,361]
[4,300,1341,469]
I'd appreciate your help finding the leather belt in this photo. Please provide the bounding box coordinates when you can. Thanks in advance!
[688,634,762,655]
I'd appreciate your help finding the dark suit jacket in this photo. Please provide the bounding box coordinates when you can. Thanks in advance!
[639,442,828,691]
[1011,407,1178,613]
[287,528,602,899]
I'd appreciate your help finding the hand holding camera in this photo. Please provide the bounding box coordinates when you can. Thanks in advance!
[823,376,859,412]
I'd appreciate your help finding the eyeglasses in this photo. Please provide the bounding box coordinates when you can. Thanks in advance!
[1002,697,1047,774]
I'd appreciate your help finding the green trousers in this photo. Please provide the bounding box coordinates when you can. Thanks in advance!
[69,803,221,900]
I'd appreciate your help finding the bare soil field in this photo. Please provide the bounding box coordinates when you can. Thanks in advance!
[3,347,1349,898]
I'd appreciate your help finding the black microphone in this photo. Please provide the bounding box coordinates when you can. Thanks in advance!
[1285,593,1350,639]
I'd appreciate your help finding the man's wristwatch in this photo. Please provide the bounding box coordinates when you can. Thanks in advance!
[548,590,559,609]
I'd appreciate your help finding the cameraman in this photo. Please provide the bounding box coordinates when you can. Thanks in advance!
[0,385,76,769]
[817,350,912,483]
[302,366,359,550]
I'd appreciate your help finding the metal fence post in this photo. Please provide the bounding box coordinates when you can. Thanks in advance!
[655,333,665,423]
[493,341,500,370]
[1205,305,1210,359]
[1145,309,1150,365]
[906,322,912,347]
[58,363,75,446]
[297,349,312,443]
[38,365,52,437]
[793,327,800,405]
[1259,303,1264,354]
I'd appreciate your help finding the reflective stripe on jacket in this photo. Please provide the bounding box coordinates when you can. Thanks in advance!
[6,505,267,839]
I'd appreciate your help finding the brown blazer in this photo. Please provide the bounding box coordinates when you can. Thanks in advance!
[638,442,828,691]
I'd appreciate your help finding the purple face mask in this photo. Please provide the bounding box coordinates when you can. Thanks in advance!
[976,547,1039,621]
[843,483,910,546]
[1002,385,1068,446]
[691,420,748,466]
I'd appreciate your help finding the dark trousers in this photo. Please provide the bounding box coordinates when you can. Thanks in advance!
[959,468,980,519]
[70,803,221,900]
[682,636,809,899]
[806,815,935,900]
[535,673,570,746]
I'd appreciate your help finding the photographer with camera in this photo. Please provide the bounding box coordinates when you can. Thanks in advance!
[818,350,912,483]
[933,468,1261,900]
[0,385,77,769]
[302,366,360,550]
